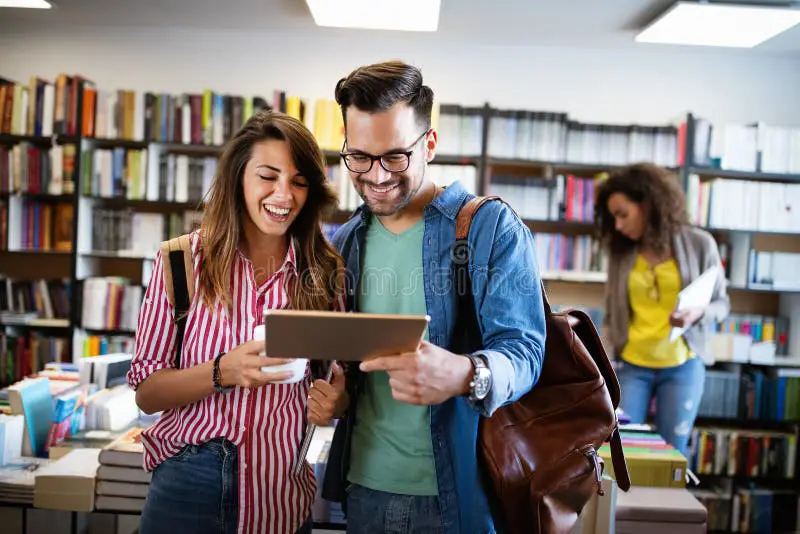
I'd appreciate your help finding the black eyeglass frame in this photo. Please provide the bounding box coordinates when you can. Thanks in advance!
[339,129,431,174]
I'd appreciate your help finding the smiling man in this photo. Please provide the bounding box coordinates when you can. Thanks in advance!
[320,60,547,534]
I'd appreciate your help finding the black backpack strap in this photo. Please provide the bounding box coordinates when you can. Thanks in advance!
[168,249,190,369]
[160,235,195,370]
[452,195,501,354]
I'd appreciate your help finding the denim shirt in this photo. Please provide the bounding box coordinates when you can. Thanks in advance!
[322,181,547,534]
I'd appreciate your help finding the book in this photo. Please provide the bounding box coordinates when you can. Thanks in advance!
[33,448,100,512]
[94,494,146,512]
[6,377,52,457]
[96,464,151,484]
[0,456,52,504]
[598,431,688,488]
[0,413,24,465]
[98,426,144,468]
[96,479,148,498]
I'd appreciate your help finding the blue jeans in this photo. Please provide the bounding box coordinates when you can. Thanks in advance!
[139,438,312,534]
[618,357,705,455]
[345,484,444,534]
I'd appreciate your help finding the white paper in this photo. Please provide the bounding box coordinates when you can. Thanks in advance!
[669,266,720,342]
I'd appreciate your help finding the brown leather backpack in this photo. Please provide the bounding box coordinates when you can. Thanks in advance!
[454,196,631,534]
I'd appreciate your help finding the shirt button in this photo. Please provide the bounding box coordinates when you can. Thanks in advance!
[243,389,250,397]
[240,425,247,433]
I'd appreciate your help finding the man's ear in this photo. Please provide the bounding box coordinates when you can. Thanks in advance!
[425,128,438,163]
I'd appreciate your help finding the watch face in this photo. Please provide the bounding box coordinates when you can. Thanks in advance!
[474,367,491,400]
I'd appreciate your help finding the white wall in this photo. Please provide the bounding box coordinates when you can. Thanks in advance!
[1,26,799,127]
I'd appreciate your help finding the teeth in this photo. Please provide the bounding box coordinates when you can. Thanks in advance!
[264,204,290,216]
[369,184,397,193]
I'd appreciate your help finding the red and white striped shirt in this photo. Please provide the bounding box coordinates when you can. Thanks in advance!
[128,231,341,534]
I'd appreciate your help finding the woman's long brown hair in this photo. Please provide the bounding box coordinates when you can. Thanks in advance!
[199,110,343,312]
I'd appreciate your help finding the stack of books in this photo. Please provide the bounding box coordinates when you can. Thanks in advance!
[599,428,688,488]
[33,448,100,512]
[0,456,52,504]
[94,427,149,512]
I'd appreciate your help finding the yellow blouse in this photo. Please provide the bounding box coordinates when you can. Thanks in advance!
[621,254,693,368]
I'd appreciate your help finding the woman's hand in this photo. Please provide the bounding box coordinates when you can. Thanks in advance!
[669,307,705,328]
[307,363,348,425]
[218,340,295,388]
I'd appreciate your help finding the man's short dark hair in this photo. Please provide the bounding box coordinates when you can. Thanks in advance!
[334,60,434,131]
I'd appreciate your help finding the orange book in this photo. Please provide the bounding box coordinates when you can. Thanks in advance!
[53,203,73,252]
[82,86,96,138]
[42,204,52,250]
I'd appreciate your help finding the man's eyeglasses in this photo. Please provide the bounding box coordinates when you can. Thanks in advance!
[340,129,430,174]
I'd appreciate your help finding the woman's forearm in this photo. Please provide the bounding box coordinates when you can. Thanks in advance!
[135,360,217,414]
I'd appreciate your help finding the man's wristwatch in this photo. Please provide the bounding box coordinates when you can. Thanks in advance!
[467,354,492,403]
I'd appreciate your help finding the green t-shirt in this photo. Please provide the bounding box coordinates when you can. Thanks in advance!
[347,215,438,496]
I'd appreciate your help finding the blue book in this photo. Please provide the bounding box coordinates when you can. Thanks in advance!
[7,377,53,458]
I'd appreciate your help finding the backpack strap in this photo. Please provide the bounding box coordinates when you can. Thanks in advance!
[453,195,500,354]
[455,196,499,241]
[159,234,195,370]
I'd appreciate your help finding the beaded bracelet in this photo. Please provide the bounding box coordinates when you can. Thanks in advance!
[213,352,232,393]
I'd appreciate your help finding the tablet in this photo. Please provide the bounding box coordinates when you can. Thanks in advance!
[263,310,430,362]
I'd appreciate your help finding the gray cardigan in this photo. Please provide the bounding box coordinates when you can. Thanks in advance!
[604,226,731,360]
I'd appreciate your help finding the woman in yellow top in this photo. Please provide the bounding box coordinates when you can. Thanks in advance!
[595,163,729,455]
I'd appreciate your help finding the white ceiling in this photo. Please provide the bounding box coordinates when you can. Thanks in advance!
[1,0,799,55]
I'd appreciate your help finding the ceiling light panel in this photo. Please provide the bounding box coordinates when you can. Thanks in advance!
[305,0,441,32]
[635,1,800,48]
[0,0,52,8]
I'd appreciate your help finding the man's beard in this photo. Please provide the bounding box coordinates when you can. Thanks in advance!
[356,167,425,216]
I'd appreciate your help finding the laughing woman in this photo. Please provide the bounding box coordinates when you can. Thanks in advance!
[595,163,729,456]
[128,110,348,534]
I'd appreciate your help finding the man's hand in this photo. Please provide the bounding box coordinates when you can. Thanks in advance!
[669,307,705,328]
[359,341,473,406]
[307,363,348,426]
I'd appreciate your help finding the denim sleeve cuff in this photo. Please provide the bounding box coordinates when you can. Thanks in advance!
[471,349,515,417]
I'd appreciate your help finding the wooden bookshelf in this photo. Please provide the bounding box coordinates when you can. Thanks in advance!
[1,83,798,532]
[488,157,673,177]
[523,218,594,235]
[2,91,799,371]
[432,154,481,166]
[80,327,136,337]
[0,133,53,147]
[0,317,70,329]
[81,251,156,261]
[85,196,203,212]
[17,192,75,202]
[1,249,72,256]
[83,137,149,150]
[689,166,800,183]
[706,226,800,238]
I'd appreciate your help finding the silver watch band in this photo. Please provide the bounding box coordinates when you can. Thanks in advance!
[468,354,490,403]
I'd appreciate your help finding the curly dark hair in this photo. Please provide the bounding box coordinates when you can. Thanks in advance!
[594,162,689,258]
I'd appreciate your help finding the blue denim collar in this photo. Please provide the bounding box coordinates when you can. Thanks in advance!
[429,181,470,220]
